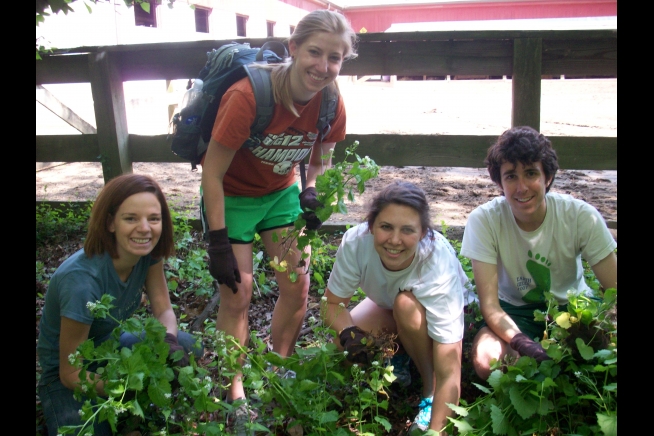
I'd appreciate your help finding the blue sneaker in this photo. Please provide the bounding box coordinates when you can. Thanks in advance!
[409,396,433,433]
[387,352,412,388]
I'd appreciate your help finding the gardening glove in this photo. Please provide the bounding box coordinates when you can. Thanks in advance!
[299,187,324,230]
[164,333,190,367]
[510,333,551,362]
[207,228,241,294]
[339,326,377,366]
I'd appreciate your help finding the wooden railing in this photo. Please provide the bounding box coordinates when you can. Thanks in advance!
[36,29,617,206]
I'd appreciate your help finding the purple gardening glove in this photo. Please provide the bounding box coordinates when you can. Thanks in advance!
[207,228,241,294]
[299,187,324,230]
[164,333,190,367]
[510,333,551,362]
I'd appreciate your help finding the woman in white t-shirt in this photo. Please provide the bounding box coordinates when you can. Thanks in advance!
[321,181,471,435]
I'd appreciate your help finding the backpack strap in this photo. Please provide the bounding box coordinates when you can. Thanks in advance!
[244,65,275,136]
[317,86,338,142]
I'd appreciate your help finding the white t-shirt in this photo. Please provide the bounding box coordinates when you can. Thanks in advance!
[460,192,617,305]
[327,223,471,344]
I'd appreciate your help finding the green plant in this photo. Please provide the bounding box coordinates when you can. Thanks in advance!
[58,294,228,436]
[36,202,91,245]
[164,206,215,298]
[446,287,617,436]
[270,141,380,282]
[61,293,401,435]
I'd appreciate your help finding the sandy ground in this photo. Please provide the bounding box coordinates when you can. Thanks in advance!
[36,78,617,235]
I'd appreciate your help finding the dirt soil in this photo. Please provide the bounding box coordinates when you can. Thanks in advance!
[36,78,618,240]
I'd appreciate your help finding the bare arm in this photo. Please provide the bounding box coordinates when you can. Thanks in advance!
[472,259,521,343]
[305,141,335,188]
[200,139,237,231]
[430,340,462,434]
[144,261,178,336]
[591,251,617,291]
[59,317,106,396]
[321,287,354,347]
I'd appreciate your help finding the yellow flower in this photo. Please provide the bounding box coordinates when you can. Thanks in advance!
[555,312,572,329]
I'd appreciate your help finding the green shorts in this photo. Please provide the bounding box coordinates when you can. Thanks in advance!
[203,183,302,244]
[477,300,566,341]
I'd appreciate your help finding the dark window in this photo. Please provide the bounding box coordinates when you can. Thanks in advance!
[267,21,275,37]
[236,15,247,37]
[195,7,210,33]
[290,25,296,35]
[134,0,159,28]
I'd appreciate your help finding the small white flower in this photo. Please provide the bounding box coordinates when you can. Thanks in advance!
[372,361,379,366]
[321,296,328,301]
[308,316,316,324]
[86,302,96,310]
[343,351,349,356]
[165,393,172,398]
[338,302,345,308]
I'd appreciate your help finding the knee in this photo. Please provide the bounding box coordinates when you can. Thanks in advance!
[393,292,424,330]
[280,275,310,302]
[221,283,253,313]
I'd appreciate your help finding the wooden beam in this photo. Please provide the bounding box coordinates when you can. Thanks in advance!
[124,133,617,171]
[512,38,542,130]
[88,51,132,182]
[36,85,96,134]
[36,31,617,84]
[36,135,100,162]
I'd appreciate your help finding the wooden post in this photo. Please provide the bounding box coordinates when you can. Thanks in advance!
[512,38,542,130]
[88,50,132,183]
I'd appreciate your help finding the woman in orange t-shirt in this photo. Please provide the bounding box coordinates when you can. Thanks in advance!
[200,9,358,429]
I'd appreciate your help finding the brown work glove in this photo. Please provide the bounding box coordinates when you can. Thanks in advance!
[339,326,378,365]
[207,228,241,294]
[164,333,190,367]
[510,333,551,362]
[299,187,324,230]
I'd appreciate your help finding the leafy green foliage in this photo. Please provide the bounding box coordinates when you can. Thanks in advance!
[55,295,399,435]
[271,141,380,281]
[36,201,91,245]
[446,286,617,436]
[164,207,215,298]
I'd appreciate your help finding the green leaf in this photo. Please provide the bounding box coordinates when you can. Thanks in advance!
[319,409,339,423]
[603,382,617,392]
[131,397,144,418]
[509,385,538,419]
[490,403,509,435]
[576,338,595,360]
[298,379,320,391]
[487,370,503,389]
[447,402,469,416]
[597,412,617,436]
[374,415,392,431]
[449,417,475,433]
[472,382,492,394]
[537,397,553,416]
